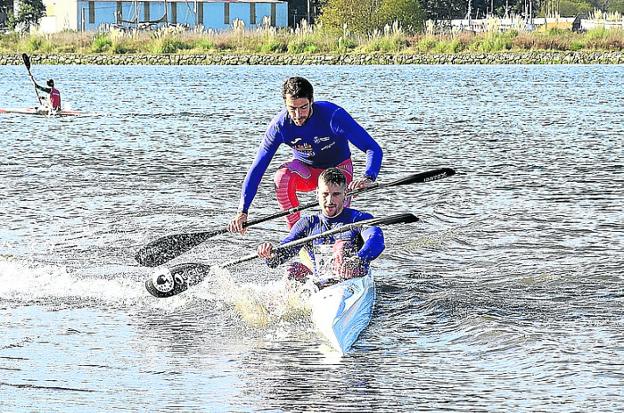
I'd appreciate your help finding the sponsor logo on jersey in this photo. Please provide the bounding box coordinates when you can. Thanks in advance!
[314,136,331,144]
[294,143,314,157]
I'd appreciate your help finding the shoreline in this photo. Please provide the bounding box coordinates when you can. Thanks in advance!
[1,51,623,65]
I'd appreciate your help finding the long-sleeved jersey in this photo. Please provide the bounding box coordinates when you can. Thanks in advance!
[238,101,383,213]
[268,208,385,276]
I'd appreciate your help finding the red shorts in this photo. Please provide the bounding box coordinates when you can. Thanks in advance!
[273,159,353,228]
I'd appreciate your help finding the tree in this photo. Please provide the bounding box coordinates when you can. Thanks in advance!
[377,0,425,32]
[607,0,624,13]
[8,0,45,31]
[557,0,593,16]
[318,0,377,34]
[318,0,425,34]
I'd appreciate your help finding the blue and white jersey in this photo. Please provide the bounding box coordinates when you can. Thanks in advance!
[269,208,385,276]
[238,101,383,213]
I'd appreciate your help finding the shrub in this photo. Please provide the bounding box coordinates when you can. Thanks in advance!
[336,36,358,52]
[359,34,406,53]
[91,34,112,53]
[150,37,190,54]
[194,38,216,51]
[287,38,318,54]
[415,35,438,52]
[469,32,516,52]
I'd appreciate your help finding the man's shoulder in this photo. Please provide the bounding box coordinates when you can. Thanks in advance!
[268,108,289,127]
[313,100,343,114]
[325,208,374,223]
[265,109,289,138]
[346,208,374,222]
[292,214,318,231]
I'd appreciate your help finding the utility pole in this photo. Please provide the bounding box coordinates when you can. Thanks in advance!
[307,0,310,24]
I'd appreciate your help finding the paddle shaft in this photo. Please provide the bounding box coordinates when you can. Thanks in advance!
[243,167,454,228]
[219,213,419,268]
[135,167,455,267]
[145,212,419,298]
[22,54,43,106]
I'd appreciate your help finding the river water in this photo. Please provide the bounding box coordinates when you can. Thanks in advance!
[1,63,623,411]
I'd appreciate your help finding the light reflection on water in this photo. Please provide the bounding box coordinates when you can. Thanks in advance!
[1,64,623,411]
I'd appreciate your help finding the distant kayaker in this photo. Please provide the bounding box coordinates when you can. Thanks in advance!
[34,79,61,111]
[228,76,383,233]
[256,168,385,284]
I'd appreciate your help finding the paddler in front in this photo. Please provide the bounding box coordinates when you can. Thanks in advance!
[33,78,62,113]
[228,76,383,234]
[256,168,385,287]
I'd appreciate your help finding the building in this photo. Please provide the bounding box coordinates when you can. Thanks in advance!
[38,0,288,33]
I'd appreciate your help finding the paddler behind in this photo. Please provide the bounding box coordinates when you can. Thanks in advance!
[33,78,62,112]
[228,76,383,233]
[256,168,385,287]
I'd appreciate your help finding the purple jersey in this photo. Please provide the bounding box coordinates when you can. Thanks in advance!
[268,208,385,275]
[238,101,383,213]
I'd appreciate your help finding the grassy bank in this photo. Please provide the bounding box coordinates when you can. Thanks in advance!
[1,24,624,56]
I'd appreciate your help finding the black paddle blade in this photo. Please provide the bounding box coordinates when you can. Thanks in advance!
[145,262,212,298]
[22,53,31,70]
[393,167,456,186]
[136,230,225,267]
[376,213,419,226]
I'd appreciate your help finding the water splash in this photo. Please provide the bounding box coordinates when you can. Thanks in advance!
[196,267,311,329]
[0,258,144,304]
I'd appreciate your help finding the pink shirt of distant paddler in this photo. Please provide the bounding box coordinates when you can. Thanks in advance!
[49,88,61,110]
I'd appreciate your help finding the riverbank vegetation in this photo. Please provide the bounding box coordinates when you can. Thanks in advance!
[1,21,623,56]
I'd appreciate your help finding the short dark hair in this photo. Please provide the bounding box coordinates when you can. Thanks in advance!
[47,79,54,87]
[282,77,313,101]
[319,168,346,188]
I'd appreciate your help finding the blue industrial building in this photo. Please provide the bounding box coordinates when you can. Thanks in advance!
[43,0,288,32]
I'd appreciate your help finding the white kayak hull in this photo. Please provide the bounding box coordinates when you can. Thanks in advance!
[0,107,86,117]
[309,270,375,353]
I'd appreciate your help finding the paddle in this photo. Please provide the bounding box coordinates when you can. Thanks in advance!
[22,53,43,106]
[135,167,455,267]
[145,212,419,298]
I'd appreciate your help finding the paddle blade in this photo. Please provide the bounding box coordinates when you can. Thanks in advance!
[391,168,456,187]
[374,212,419,226]
[135,229,225,267]
[145,262,211,298]
[22,53,31,70]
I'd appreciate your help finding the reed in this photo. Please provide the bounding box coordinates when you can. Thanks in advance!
[2,22,623,56]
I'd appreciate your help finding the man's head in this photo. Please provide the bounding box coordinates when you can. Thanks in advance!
[282,77,313,126]
[47,79,54,87]
[318,168,347,218]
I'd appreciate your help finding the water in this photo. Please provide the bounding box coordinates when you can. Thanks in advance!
[1,64,623,411]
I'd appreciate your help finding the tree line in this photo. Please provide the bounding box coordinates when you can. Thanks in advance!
[298,0,624,34]
[2,0,623,34]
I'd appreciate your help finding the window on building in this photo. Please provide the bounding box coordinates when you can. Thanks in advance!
[88,1,95,24]
[116,1,122,24]
[197,2,203,25]
[271,4,276,26]
[171,2,177,24]
[144,1,150,22]
[250,3,256,25]
[224,3,229,24]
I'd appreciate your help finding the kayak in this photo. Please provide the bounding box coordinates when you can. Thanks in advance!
[0,107,88,117]
[308,270,376,353]
[145,261,376,353]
